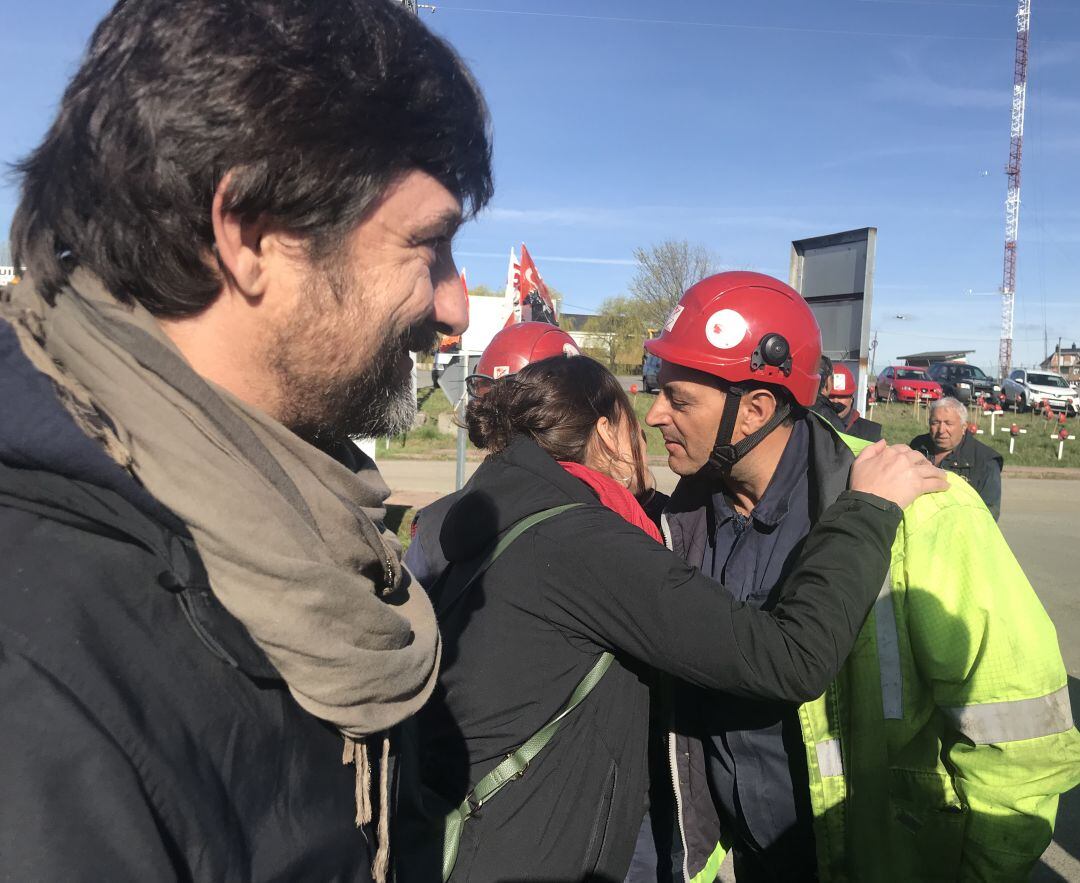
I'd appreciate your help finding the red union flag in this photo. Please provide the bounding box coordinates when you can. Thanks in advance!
[518,243,557,325]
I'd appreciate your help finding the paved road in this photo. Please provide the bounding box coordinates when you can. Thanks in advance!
[379,460,1080,878]
[1000,482,1080,881]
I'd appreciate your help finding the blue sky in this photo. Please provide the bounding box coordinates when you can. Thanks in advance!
[3,0,1078,372]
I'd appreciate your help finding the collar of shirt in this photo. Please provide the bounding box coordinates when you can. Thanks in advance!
[712,419,809,531]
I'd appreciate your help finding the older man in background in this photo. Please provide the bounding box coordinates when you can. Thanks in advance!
[912,396,1003,519]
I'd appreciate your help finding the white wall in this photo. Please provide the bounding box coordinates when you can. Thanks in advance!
[460,295,513,354]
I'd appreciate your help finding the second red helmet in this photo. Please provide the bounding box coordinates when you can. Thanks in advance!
[829,364,857,399]
[475,322,581,381]
[644,271,822,407]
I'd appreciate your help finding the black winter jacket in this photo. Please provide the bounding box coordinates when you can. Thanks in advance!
[810,397,883,443]
[396,435,902,882]
[911,431,1003,520]
[0,321,372,881]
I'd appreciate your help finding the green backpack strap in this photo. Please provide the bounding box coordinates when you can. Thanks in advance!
[442,651,615,881]
[433,502,583,617]
[435,501,615,881]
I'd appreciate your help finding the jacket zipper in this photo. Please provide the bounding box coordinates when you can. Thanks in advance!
[669,730,692,882]
[660,513,692,881]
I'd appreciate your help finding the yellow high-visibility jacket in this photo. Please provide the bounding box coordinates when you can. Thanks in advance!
[668,421,1080,882]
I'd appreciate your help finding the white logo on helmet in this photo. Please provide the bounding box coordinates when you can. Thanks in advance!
[833,372,848,392]
[564,343,581,357]
[704,309,749,350]
[493,365,511,379]
[664,305,685,332]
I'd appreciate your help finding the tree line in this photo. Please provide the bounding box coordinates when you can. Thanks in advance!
[463,240,727,373]
[581,240,721,372]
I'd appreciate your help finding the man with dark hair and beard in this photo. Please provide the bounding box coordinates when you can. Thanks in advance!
[0,0,491,879]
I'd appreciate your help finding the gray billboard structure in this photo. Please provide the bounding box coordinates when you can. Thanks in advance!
[789,227,877,413]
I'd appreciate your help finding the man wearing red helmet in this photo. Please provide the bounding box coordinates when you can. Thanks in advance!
[405,322,581,588]
[645,272,1078,882]
[811,358,883,443]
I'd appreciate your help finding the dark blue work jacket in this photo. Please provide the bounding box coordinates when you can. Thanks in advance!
[697,419,818,875]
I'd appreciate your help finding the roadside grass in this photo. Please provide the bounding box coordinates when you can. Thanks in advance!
[385,504,416,548]
[377,387,462,459]
[863,399,1080,469]
[375,386,1080,470]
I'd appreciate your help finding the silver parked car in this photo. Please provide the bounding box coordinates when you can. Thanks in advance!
[1002,369,1080,413]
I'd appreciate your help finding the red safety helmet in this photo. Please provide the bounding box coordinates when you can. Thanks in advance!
[829,364,857,400]
[468,322,580,396]
[644,271,822,407]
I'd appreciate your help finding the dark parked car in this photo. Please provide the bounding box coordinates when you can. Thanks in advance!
[926,362,1000,403]
[642,353,661,393]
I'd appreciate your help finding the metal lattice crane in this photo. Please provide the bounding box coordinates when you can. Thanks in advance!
[999,0,1031,378]
[395,0,436,14]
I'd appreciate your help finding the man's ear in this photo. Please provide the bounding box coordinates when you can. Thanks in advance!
[740,388,779,434]
[210,175,272,300]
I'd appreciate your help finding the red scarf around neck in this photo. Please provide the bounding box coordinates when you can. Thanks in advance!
[558,461,663,544]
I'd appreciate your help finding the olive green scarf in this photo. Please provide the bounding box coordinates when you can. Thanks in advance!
[1,271,440,741]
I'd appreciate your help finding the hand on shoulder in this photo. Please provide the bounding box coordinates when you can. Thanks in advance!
[851,441,949,510]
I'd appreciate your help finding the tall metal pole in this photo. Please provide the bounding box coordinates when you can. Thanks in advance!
[999,0,1031,379]
[454,393,468,490]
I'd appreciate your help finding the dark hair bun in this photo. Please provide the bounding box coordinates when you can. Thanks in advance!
[462,355,651,499]
[465,380,516,452]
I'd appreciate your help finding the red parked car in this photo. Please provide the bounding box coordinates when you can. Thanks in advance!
[875,366,943,403]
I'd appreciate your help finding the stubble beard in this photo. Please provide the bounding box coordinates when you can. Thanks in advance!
[271,264,439,445]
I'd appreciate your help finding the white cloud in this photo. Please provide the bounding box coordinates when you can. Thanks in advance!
[481,207,629,227]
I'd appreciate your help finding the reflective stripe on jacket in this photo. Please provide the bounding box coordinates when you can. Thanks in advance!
[667,418,1080,882]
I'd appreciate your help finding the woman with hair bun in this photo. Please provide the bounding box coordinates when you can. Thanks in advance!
[397,353,941,883]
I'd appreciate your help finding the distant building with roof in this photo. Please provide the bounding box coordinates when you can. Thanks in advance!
[557,312,595,333]
[898,350,975,368]
[558,311,614,352]
[1041,343,1080,385]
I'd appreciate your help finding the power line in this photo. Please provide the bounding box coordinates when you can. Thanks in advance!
[436,6,1014,41]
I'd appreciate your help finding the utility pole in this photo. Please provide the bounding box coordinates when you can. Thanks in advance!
[998,0,1031,379]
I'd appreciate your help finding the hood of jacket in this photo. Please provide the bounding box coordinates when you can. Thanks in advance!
[0,317,181,538]
[1,315,345,682]
[438,434,603,564]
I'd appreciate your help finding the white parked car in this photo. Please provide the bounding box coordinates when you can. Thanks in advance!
[1002,369,1080,414]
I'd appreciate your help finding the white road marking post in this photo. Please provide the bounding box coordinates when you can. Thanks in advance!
[1001,424,1027,455]
[1052,430,1075,461]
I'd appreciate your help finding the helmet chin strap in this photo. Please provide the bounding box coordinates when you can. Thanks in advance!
[706,386,795,473]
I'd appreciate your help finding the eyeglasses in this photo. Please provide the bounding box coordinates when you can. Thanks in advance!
[465,373,496,397]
